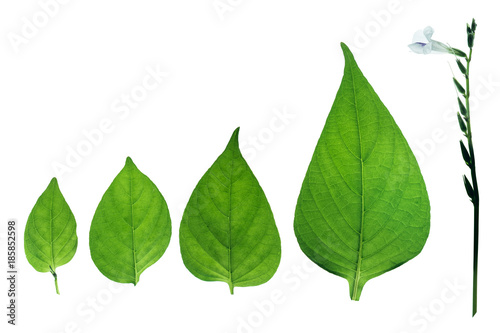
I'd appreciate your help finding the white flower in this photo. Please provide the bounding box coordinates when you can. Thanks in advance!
[408,26,461,56]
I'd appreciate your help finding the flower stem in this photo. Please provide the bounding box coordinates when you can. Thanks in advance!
[463,47,479,317]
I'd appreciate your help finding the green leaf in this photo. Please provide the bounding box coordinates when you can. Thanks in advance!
[179,128,281,294]
[24,178,78,294]
[89,157,171,285]
[294,43,431,301]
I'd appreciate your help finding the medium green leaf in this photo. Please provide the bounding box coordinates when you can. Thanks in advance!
[294,43,431,301]
[24,178,78,294]
[89,157,171,285]
[179,128,281,294]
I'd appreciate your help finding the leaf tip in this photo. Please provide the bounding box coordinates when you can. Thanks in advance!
[340,42,353,58]
[227,127,241,150]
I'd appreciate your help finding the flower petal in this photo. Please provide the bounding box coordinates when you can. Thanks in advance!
[422,42,433,54]
[412,29,428,43]
[423,26,434,41]
[408,42,426,54]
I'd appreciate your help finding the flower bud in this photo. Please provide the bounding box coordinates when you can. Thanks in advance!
[453,78,466,95]
[456,59,467,75]
[458,97,467,117]
[460,140,471,166]
[463,175,474,199]
[451,48,467,57]
[471,18,477,32]
[457,113,467,133]
[468,33,474,48]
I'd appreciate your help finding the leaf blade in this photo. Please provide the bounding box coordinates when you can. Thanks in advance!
[89,157,172,285]
[294,43,431,300]
[24,178,78,294]
[179,128,281,294]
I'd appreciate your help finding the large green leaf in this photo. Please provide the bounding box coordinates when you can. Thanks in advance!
[180,128,281,294]
[89,157,171,285]
[294,43,430,300]
[24,178,78,294]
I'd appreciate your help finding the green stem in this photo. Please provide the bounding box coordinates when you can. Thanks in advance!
[54,275,60,295]
[49,266,60,295]
[464,48,479,317]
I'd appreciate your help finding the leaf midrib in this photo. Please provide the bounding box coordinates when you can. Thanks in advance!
[227,150,235,294]
[50,184,55,271]
[130,175,138,285]
[349,66,365,301]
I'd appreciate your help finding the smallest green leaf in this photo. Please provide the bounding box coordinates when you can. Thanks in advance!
[460,140,471,166]
[24,178,78,294]
[457,113,468,133]
[454,78,466,95]
[463,175,475,199]
[458,97,468,117]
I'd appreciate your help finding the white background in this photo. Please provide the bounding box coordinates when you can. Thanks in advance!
[1,0,499,332]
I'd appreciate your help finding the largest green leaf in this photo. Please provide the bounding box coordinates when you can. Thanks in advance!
[180,128,281,294]
[294,43,430,300]
[89,157,171,285]
[24,178,78,294]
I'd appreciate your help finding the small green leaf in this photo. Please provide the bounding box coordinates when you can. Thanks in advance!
[89,157,171,285]
[457,112,468,133]
[458,97,468,117]
[454,78,466,95]
[463,175,475,199]
[24,178,78,294]
[294,43,430,301]
[179,128,281,294]
[460,140,471,166]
